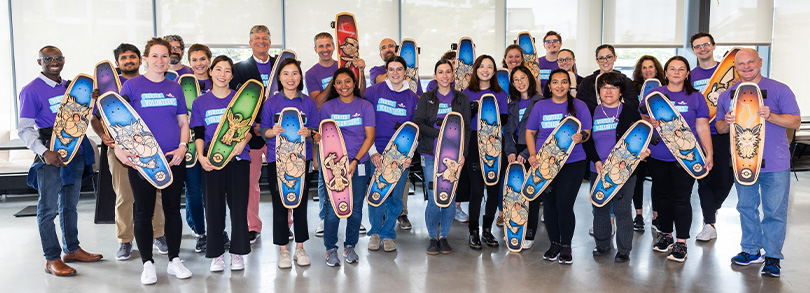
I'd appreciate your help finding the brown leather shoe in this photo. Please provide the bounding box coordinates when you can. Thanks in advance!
[62,248,103,262]
[45,260,77,276]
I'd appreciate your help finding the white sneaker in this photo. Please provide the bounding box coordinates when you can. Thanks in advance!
[315,220,325,237]
[523,239,534,249]
[231,254,245,271]
[278,251,292,269]
[589,227,594,236]
[141,261,157,285]
[696,224,717,241]
[294,248,311,266]
[210,254,225,272]
[359,224,367,234]
[167,257,192,279]
[540,214,544,223]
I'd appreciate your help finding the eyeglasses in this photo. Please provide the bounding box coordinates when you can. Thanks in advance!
[557,58,574,63]
[692,42,712,50]
[544,39,560,44]
[601,85,619,91]
[379,44,396,51]
[596,55,614,63]
[171,46,183,51]
[39,56,65,63]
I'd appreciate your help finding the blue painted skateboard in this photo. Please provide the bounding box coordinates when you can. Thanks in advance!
[367,122,419,207]
[266,49,298,100]
[645,92,708,179]
[94,60,121,94]
[477,94,502,185]
[178,74,200,168]
[516,32,541,82]
[50,74,94,164]
[523,116,581,201]
[433,112,465,208]
[591,120,653,207]
[503,162,528,252]
[398,39,420,94]
[641,78,661,101]
[452,37,475,91]
[497,68,510,92]
[276,107,307,209]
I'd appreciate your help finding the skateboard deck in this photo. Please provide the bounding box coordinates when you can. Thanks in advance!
[207,80,264,170]
[319,119,353,218]
[497,68,510,92]
[433,112,465,208]
[516,32,541,82]
[276,108,307,209]
[266,49,298,100]
[503,162,528,252]
[164,70,179,81]
[703,47,742,122]
[730,83,765,186]
[397,38,420,94]
[333,12,360,79]
[645,92,709,179]
[590,120,653,207]
[523,116,581,201]
[179,74,200,168]
[453,37,475,91]
[641,78,661,101]
[477,94,502,185]
[367,122,419,207]
[97,92,173,189]
[50,74,94,164]
[94,60,121,95]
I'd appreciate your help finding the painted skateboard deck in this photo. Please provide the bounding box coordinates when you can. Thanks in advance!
[433,112,465,208]
[590,120,653,207]
[523,116,581,201]
[319,119,353,218]
[497,68,510,92]
[645,92,709,179]
[503,162,528,253]
[266,49,298,99]
[94,60,121,94]
[516,32,541,82]
[730,83,765,186]
[179,74,200,168]
[207,80,264,170]
[276,108,307,209]
[367,122,419,207]
[164,70,179,81]
[397,38,420,94]
[641,78,661,101]
[50,74,94,164]
[333,12,360,79]
[453,37,475,91]
[97,92,173,189]
[703,47,742,122]
[477,94,502,185]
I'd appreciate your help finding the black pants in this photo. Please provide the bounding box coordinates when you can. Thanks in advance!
[202,159,251,258]
[543,160,586,245]
[130,164,185,263]
[458,131,499,232]
[697,133,734,224]
[632,161,649,211]
[591,172,636,254]
[267,161,312,245]
[647,158,695,239]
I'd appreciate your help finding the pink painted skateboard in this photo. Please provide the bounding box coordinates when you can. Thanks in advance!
[319,119,353,218]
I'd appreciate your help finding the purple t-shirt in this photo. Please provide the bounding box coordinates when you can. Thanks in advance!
[525,98,592,163]
[319,97,376,163]
[175,66,193,76]
[369,65,385,85]
[691,63,719,134]
[190,90,250,161]
[119,75,129,85]
[256,60,273,88]
[18,76,68,128]
[644,86,709,162]
[590,104,622,172]
[716,77,800,173]
[426,80,455,92]
[198,78,213,94]
[463,88,508,130]
[424,91,455,159]
[305,62,338,94]
[260,92,320,162]
[364,82,419,152]
[537,56,559,92]
[120,75,187,154]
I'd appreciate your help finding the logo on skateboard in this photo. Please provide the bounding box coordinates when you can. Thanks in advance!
[212,153,224,163]
[57,149,68,158]
[692,164,704,173]
[155,171,167,181]
[371,192,381,202]
[487,171,496,180]
[286,192,297,202]
[741,169,753,179]
[510,237,519,246]
[338,201,349,212]
[439,192,449,202]
[184,153,192,161]
[525,185,535,195]
[595,190,605,201]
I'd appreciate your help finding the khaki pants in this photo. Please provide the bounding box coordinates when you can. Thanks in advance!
[109,149,165,243]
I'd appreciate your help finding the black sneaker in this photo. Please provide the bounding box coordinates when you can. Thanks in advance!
[195,235,207,253]
[427,238,440,255]
[559,245,573,264]
[543,242,561,261]
[633,215,644,232]
[482,228,499,247]
[667,242,688,262]
[653,233,674,253]
[223,231,231,250]
[468,230,482,250]
[615,252,630,263]
[439,238,453,254]
[249,231,260,245]
[761,257,781,278]
[651,218,661,234]
[592,246,610,256]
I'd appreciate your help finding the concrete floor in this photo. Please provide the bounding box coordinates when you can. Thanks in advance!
[1,171,807,293]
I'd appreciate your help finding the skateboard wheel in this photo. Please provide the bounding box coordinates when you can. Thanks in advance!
[155,171,166,181]
[338,201,349,212]
[212,153,224,163]
[741,168,753,179]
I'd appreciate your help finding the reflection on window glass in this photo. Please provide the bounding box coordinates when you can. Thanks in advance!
[179,48,281,67]
[614,48,677,76]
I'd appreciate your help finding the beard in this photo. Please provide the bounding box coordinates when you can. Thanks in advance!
[383,52,395,60]
[170,53,181,65]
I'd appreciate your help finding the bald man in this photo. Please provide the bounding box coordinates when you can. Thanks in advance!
[716,48,800,278]
[370,38,423,96]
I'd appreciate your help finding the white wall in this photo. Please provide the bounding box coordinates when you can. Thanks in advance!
[772,0,809,114]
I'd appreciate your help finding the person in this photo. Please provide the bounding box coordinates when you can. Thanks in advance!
[259,58,318,268]
[114,37,192,284]
[537,31,562,92]
[425,51,457,93]
[18,45,103,277]
[578,44,638,114]
[583,72,648,263]
[317,67,375,267]
[556,49,581,97]
[190,55,252,272]
[690,32,734,242]
[163,35,192,75]
[188,44,213,92]
[230,25,276,244]
[716,48,800,278]
[90,43,167,261]
[643,56,713,263]
[525,68,591,264]
[415,59,471,255]
[501,44,524,72]
[503,65,543,249]
[364,56,419,252]
[184,43,211,253]
[630,55,665,233]
[459,54,507,249]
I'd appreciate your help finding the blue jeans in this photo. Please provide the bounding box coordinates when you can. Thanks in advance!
[324,162,369,250]
[318,160,328,220]
[736,169,790,259]
[184,163,205,235]
[423,157,455,238]
[367,164,407,240]
[37,153,84,260]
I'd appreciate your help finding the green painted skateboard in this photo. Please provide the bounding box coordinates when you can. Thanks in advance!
[207,79,264,170]
[179,74,200,168]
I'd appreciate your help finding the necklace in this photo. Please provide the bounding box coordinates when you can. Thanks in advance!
[600,103,622,123]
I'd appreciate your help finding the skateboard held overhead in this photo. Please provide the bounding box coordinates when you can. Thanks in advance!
[453,37,475,91]
[590,120,653,207]
[645,92,709,179]
[730,83,765,186]
[516,32,541,82]
[367,122,419,207]
[333,12,360,79]
[50,74,95,164]
[319,119,353,218]
[523,116,581,201]
[397,39,420,94]
[207,80,264,170]
[433,112,465,208]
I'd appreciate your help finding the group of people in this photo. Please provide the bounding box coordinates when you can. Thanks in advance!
[18,24,797,285]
